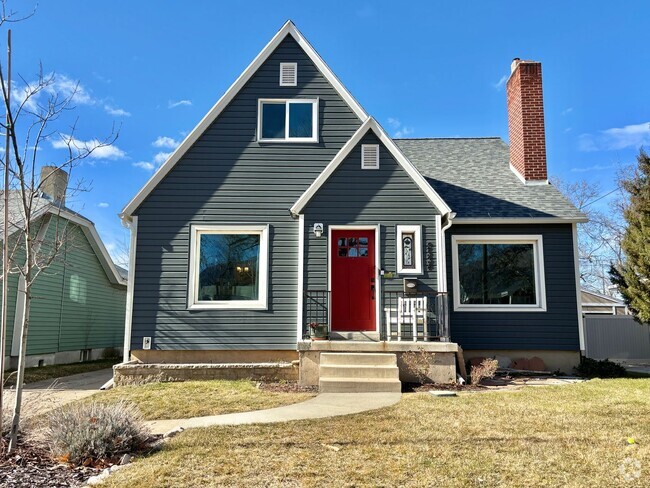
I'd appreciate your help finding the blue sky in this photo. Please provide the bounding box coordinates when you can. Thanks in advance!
[8,1,650,262]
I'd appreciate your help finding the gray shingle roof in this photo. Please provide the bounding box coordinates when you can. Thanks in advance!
[394,138,586,221]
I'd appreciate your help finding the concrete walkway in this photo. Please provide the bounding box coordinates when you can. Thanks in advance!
[3,368,113,418]
[146,392,402,435]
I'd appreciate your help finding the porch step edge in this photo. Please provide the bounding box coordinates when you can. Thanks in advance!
[319,364,399,379]
[319,377,402,393]
[320,352,397,366]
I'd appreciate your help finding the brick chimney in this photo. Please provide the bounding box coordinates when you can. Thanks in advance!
[40,166,69,205]
[506,58,547,183]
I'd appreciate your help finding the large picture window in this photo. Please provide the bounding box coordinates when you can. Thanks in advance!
[188,225,269,309]
[452,235,546,312]
[257,99,318,142]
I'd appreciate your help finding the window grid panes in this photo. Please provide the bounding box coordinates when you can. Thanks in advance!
[457,243,536,305]
[337,236,369,258]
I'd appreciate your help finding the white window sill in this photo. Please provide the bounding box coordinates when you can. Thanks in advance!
[188,301,268,311]
[257,138,319,144]
[454,304,547,313]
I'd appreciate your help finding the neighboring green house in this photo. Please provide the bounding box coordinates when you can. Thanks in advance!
[2,167,127,369]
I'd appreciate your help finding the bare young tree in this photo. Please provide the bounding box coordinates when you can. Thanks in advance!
[0,3,118,452]
[551,176,625,294]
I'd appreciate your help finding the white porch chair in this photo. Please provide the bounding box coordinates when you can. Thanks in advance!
[386,296,428,341]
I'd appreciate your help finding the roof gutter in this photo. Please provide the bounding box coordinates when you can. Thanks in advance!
[452,216,588,224]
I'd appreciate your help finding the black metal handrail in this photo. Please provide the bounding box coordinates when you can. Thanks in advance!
[382,291,449,342]
[303,290,330,339]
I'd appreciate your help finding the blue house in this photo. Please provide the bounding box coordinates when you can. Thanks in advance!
[119,22,586,388]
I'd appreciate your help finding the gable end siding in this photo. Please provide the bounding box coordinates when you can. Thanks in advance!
[131,35,362,351]
[447,223,580,351]
[303,132,441,295]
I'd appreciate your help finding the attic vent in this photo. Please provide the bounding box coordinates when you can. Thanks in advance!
[361,144,380,169]
[279,63,297,86]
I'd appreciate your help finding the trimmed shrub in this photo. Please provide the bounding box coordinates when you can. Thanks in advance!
[45,401,149,465]
[575,357,627,378]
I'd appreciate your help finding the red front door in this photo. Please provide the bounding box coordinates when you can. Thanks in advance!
[331,229,376,331]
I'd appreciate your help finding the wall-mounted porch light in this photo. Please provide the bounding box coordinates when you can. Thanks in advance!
[313,223,324,238]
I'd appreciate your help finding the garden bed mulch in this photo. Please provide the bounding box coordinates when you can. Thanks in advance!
[406,374,585,393]
[0,438,99,488]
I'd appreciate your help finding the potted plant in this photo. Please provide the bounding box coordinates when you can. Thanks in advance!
[309,322,329,340]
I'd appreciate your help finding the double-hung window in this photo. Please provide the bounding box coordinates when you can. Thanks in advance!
[188,225,269,310]
[257,99,318,142]
[452,235,546,312]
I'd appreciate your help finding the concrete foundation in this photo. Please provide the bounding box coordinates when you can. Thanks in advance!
[298,341,458,386]
[4,347,122,370]
[463,349,581,374]
[130,349,299,364]
[113,361,298,386]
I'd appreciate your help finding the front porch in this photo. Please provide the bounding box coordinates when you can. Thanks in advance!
[303,289,451,342]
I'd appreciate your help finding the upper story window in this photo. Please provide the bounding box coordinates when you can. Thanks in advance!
[451,234,546,312]
[257,99,318,143]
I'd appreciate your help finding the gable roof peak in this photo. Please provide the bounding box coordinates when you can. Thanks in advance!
[290,117,451,216]
[121,21,368,221]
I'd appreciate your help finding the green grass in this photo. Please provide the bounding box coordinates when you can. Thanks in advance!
[101,378,650,487]
[3,358,119,387]
[90,380,315,420]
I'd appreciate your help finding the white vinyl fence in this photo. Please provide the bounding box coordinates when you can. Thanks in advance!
[584,315,650,361]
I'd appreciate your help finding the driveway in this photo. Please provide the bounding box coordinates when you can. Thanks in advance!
[3,368,113,418]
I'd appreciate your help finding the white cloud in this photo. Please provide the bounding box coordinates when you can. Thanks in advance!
[153,151,171,165]
[571,164,616,173]
[12,74,96,112]
[493,74,508,90]
[387,118,401,130]
[133,161,155,171]
[168,99,192,109]
[152,136,180,149]
[104,105,131,117]
[97,202,109,208]
[564,128,572,133]
[51,134,126,160]
[395,127,414,138]
[387,117,414,138]
[578,122,650,152]
[562,107,574,116]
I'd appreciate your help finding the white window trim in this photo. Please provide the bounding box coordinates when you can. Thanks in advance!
[279,62,297,86]
[361,144,380,170]
[451,234,547,312]
[257,98,319,143]
[188,224,269,310]
[396,225,423,275]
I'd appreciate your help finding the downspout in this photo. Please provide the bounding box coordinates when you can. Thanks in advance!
[438,212,455,343]
[439,212,456,293]
[122,215,138,363]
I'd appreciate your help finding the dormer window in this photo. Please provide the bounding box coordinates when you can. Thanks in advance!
[279,63,297,86]
[257,99,318,143]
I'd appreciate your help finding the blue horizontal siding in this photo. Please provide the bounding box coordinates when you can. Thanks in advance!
[447,223,580,351]
[131,35,362,351]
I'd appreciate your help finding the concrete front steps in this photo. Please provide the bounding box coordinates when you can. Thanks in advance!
[318,353,401,393]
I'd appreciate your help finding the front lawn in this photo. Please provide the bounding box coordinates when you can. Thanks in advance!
[91,380,316,420]
[101,378,649,487]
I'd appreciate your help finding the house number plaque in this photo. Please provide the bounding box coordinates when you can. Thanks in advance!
[426,242,435,271]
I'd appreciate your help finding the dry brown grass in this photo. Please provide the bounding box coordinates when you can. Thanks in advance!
[99,378,650,487]
[89,380,315,420]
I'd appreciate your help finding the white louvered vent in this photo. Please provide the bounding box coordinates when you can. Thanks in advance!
[279,63,297,86]
[361,144,380,169]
